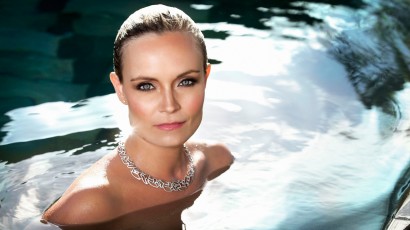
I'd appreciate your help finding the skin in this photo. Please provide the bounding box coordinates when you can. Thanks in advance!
[42,31,234,225]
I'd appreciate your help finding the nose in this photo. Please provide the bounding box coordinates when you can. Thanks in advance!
[159,89,181,113]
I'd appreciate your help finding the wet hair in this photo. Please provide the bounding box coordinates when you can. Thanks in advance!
[113,4,208,82]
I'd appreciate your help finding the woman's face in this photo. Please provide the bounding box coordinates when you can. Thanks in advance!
[111,31,210,147]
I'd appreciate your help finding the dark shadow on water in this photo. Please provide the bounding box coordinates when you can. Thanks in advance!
[326,0,409,111]
[0,128,120,163]
[328,32,405,110]
[0,0,368,118]
[383,166,410,229]
[190,0,365,30]
[37,0,69,13]
[2,0,375,149]
[324,1,410,228]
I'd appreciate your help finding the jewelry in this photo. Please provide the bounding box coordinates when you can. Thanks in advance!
[117,142,195,192]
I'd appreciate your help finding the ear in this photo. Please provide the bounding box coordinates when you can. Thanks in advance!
[110,72,127,105]
[205,63,211,81]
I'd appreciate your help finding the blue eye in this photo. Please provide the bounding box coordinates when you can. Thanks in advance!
[179,78,197,87]
[137,83,154,91]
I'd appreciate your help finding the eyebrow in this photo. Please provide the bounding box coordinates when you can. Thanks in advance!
[130,69,201,82]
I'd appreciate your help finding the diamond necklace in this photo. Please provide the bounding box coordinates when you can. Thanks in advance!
[117,142,195,192]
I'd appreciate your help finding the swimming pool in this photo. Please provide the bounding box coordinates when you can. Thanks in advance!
[1,0,410,229]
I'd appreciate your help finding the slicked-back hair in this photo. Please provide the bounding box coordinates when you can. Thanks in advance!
[113,4,207,82]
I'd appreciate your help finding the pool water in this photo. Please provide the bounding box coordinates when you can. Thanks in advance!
[1,0,410,229]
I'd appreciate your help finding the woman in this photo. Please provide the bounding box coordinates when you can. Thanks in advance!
[42,4,234,227]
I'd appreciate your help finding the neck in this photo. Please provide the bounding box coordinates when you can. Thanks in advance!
[123,136,188,180]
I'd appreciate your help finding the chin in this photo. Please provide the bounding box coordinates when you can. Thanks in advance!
[153,130,196,147]
[156,135,191,147]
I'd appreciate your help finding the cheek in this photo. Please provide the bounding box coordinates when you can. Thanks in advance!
[184,92,205,116]
[127,98,154,120]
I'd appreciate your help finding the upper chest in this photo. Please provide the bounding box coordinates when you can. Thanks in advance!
[108,151,208,214]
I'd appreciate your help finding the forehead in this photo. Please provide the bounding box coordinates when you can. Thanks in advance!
[121,32,203,76]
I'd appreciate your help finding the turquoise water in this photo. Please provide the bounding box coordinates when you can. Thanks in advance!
[1,0,410,229]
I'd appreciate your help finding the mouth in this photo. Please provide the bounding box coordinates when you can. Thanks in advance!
[155,121,186,131]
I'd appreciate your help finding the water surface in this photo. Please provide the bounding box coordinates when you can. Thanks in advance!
[1,0,410,229]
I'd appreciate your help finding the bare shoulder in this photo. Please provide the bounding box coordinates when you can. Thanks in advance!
[42,153,118,225]
[189,142,234,181]
[43,185,115,225]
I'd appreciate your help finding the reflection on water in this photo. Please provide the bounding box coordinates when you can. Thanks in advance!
[1,0,410,229]
[0,95,123,145]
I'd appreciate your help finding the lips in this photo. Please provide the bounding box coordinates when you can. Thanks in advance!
[155,121,185,131]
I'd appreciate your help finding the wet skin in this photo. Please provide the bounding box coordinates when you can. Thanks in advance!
[42,32,234,225]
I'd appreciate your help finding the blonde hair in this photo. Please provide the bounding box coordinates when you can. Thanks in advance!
[113,4,207,82]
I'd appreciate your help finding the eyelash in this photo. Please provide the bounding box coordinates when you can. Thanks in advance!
[135,78,198,91]
[136,82,154,91]
[178,78,197,87]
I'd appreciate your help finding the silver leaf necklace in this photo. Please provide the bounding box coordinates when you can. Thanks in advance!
[117,142,195,192]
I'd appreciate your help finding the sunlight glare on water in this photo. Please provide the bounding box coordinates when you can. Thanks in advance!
[1,0,410,229]
[200,23,298,76]
[0,95,127,145]
[185,2,410,229]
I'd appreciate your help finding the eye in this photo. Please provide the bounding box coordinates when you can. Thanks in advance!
[136,82,154,91]
[178,78,197,87]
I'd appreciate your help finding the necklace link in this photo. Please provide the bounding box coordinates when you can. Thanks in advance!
[118,142,195,192]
